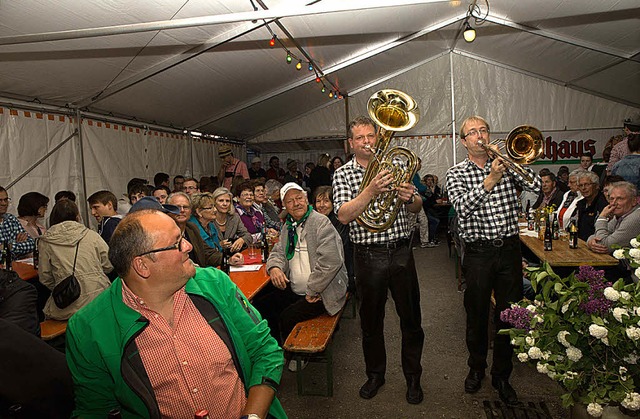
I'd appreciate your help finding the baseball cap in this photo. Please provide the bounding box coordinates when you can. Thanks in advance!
[280,182,305,202]
[128,196,180,215]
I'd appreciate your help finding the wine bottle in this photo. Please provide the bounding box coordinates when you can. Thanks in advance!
[544,217,553,251]
[568,222,578,249]
[525,199,531,216]
[552,213,560,240]
[527,209,535,230]
[261,225,269,263]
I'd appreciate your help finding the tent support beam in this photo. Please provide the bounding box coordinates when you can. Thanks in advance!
[76,109,91,225]
[449,52,457,166]
[6,129,78,190]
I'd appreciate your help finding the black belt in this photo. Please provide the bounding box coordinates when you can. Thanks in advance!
[355,238,410,250]
[466,235,519,248]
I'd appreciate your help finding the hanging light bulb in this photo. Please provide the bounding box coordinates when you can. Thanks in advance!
[308,63,313,71]
[286,53,292,64]
[296,60,302,70]
[315,77,321,83]
[338,94,343,99]
[321,86,326,93]
[269,35,276,47]
[329,90,333,98]
[463,22,476,43]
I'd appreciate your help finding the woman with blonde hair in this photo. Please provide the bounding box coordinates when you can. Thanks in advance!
[211,187,252,252]
[190,192,221,250]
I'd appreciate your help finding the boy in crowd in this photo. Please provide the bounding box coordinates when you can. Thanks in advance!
[87,190,122,244]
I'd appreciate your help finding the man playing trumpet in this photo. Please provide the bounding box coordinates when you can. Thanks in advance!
[446,116,541,406]
[333,116,425,404]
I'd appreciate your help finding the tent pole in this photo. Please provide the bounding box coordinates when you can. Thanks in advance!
[344,95,350,157]
[449,51,457,166]
[76,109,91,226]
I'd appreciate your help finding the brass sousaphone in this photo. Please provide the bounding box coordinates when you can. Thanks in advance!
[356,89,420,233]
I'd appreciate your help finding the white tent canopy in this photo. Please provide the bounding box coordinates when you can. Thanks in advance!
[0,0,639,218]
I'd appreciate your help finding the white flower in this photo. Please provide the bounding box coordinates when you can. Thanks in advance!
[517,352,529,362]
[621,291,631,300]
[566,346,582,362]
[631,238,640,248]
[525,336,535,346]
[526,304,536,312]
[604,287,620,301]
[630,248,640,259]
[557,331,571,347]
[623,352,639,364]
[564,371,578,380]
[587,403,603,417]
[636,267,640,279]
[511,339,516,345]
[636,307,640,316]
[613,249,626,259]
[542,351,551,360]
[627,326,640,341]
[533,315,543,324]
[622,392,640,411]
[620,366,628,381]
[561,299,575,314]
[536,362,548,374]
[614,307,629,322]
[602,336,610,346]
[546,371,556,380]
[589,324,608,339]
[528,346,543,360]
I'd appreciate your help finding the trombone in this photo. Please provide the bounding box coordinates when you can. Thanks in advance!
[478,125,543,183]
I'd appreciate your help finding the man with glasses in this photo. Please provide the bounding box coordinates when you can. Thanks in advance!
[333,116,425,404]
[65,208,286,419]
[0,186,35,260]
[183,178,200,196]
[575,171,607,241]
[446,116,541,406]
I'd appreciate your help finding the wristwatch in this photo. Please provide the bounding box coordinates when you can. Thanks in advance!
[240,415,261,419]
[407,191,419,205]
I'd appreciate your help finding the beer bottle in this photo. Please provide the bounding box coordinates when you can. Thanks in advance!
[544,217,553,251]
[525,199,531,216]
[552,213,560,240]
[4,240,12,271]
[220,247,230,275]
[261,225,269,263]
[33,238,39,270]
[527,209,535,230]
[568,222,579,249]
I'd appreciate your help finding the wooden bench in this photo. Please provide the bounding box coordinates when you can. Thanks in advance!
[283,303,346,396]
[40,319,67,340]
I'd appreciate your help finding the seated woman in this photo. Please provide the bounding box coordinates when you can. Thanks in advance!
[313,186,355,293]
[234,181,265,243]
[38,199,112,320]
[253,179,282,231]
[190,192,221,251]
[166,193,242,267]
[211,187,252,253]
[17,192,49,239]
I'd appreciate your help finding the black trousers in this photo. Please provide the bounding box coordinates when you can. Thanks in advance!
[354,242,424,381]
[462,237,523,379]
[251,284,326,345]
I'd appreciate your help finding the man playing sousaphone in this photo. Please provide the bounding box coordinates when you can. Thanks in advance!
[446,116,541,406]
[333,114,425,404]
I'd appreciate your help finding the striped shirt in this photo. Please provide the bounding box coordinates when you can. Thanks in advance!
[332,157,411,245]
[446,158,541,242]
[122,282,246,419]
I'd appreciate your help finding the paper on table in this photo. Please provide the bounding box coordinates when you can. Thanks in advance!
[519,230,538,237]
[230,264,262,272]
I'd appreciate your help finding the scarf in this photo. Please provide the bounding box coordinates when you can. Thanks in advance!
[285,205,313,260]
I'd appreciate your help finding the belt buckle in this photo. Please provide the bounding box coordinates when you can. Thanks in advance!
[492,238,504,247]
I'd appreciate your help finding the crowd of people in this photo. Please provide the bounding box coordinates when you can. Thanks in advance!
[0,113,638,417]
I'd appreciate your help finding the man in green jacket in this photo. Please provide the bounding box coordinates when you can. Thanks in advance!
[65,209,286,419]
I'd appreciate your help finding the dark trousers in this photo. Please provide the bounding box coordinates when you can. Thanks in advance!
[252,284,326,345]
[462,237,523,379]
[354,242,424,381]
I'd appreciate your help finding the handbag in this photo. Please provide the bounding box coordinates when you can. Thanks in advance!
[52,242,81,309]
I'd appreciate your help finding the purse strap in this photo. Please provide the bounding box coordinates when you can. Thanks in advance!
[71,242,80,274]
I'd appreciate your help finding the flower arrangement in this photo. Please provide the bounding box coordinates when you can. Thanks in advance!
[500,261,640,417]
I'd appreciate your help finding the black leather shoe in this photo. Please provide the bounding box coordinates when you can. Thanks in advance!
[406,377,424,404]
[464,370,485,393]
[492,378,519,406]
[359,377,385,399]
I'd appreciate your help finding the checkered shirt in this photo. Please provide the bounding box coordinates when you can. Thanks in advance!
[0,213,35,258]
[333,157,411,245]
[445,158,541,242]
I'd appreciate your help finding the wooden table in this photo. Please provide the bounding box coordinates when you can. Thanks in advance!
[519,231,618,267]
[12,261,38,280]
[228,250,270,300]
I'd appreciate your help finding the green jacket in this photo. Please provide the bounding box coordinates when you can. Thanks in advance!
[66,267,287,419]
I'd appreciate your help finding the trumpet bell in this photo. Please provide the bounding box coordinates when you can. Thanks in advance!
[505,125,544,164]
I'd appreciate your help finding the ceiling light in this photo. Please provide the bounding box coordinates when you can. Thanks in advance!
[463,22,476,43]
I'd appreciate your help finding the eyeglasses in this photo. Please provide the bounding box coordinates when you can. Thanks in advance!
[137,232,185,257]
[0,198,11,204]
[353,133,377,142]
[463,128,489,138]
[200,207,214,211]
[240,193,254,198]
[175,205,190,211]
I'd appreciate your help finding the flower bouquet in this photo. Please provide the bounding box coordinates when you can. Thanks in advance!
[500,261,640,417]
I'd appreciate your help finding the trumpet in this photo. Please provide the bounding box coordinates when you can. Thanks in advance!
[478,125,543,183]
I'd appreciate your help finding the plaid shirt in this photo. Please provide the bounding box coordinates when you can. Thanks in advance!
[446,158,541,242]
[0,213,35,258]
[333,157,411,245]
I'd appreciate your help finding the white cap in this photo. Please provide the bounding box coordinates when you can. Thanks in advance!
[280,182,305,202]
[251,156,261,164]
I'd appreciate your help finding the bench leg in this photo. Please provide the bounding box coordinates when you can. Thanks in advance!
[294,343,334,397]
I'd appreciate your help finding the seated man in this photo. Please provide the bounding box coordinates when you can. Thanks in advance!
[254,183,347,353]
[587,181,640,254]
[65,209,286,419]
[532,170,564,210]
[0,186,35,260]
[87,190,122,244]
[576,171,608,241]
